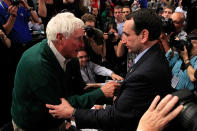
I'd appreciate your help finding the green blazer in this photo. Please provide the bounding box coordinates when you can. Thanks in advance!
[11,39,105,130]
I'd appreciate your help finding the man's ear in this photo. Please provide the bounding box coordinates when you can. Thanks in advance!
[56,33,64,41]
[140,29,149,43]
[55,33,66,50]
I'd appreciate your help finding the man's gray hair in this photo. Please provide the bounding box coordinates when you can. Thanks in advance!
[46,12,84,41]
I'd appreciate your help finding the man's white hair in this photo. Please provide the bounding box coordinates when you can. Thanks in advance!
[46,12,84,41]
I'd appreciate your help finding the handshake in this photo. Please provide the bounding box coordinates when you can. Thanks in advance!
[84,79,123,98]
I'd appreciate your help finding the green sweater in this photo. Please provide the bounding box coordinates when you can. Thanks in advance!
[11,39,104,130]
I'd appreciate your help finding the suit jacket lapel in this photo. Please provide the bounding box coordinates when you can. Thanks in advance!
[117,43,161,98]
[124,44,160,80]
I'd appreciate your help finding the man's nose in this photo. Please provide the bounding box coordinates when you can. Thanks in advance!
[121,34,127,44]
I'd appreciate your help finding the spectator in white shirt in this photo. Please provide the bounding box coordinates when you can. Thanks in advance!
[77,49,123,88]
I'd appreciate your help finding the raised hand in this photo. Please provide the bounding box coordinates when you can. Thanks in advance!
[137,95,183,131]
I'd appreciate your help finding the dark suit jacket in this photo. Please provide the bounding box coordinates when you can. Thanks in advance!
[75,43,177,131]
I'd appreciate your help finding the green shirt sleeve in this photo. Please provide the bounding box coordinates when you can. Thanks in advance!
[67,88,104,109]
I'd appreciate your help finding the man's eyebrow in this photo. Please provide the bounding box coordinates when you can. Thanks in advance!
[123,32,129,36]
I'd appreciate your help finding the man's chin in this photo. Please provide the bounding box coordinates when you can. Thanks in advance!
[128,49,132,53]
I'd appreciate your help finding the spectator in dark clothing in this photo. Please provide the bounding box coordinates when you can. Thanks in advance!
[183,1,197,33]
[103,21,127,77]
[100,1,114,30]
[0,0,41,72]
[0,24,12,127]
[81,13,105,65]
[38,0,84,32]
[91,6,102,30]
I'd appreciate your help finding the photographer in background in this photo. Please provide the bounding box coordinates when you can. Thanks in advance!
[0,0,40,73]
[103,21,127,77]
[171,12,187,41]
[81,13,104,65]
[0,0,40,46]
[161,29,197,91]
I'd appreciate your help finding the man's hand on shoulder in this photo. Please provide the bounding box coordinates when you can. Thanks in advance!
[46,98,74,119]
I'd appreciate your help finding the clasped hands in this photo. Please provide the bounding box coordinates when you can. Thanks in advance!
[46,81,120,119]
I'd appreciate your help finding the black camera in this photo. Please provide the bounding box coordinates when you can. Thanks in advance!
[84,25,95,38]
[172,89,197,131]
[107,32,115,41]
[160,16,190,51]
[169,38,192,51]
[168,30,197,52]
[160,16,176,35]
[11,0,21,6]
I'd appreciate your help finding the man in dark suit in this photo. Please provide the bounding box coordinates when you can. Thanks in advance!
[46,9,176,131]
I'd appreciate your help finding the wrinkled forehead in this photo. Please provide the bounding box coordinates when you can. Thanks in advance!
[71,28,84,36]
[124,19,134,30]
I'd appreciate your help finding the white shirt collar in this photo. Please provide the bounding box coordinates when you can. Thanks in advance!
[134,47,151,64]
[48,40,70,71]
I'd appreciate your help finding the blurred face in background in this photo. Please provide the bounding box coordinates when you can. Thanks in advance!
[114,8,123,22]
[178,0,182,6]
[122,7,131,20]
[92,8,98,16]
[85,21,95,28]
[77,50,89,67]
[162,8,173,19]
[171,12,185,34]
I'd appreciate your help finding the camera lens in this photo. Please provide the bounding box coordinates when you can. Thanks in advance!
[172,89,197,131]
[85,26,95,38]
[178,102,197,131]
[108,32,115,41]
